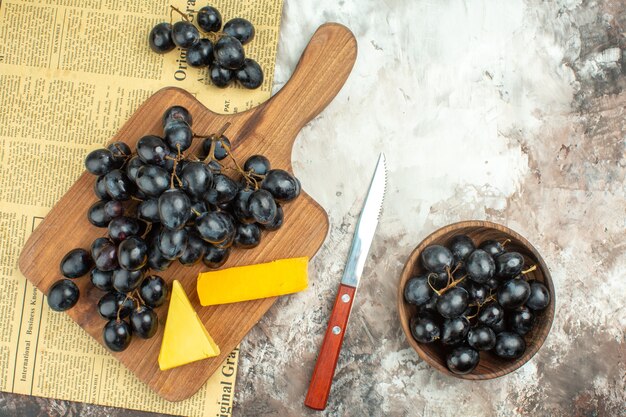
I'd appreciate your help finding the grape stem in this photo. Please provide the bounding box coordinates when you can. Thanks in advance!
[194,122,260,189]
[170,6,191,23]
[140,220,152,238]
[133,289,146,311]
[116,293,135,322]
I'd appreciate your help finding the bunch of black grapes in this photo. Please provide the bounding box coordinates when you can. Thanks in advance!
[404,236,551,375]
[149,5,263,89]
[47,105,301,352]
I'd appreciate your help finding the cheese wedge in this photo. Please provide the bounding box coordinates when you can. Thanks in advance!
[197,257,309,306]
[158,280,220,371]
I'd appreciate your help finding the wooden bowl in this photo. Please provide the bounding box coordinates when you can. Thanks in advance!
[397,220,555,379]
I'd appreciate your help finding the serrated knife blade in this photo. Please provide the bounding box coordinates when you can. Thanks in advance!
[341,152,386,288]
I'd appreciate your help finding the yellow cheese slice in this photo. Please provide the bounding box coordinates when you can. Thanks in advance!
[197,257,309,306]
[158,280,220,371]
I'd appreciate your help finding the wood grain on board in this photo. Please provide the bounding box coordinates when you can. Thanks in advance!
[18,24,357,401]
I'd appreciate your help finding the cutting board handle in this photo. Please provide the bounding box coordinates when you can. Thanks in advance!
[256,23,357,146]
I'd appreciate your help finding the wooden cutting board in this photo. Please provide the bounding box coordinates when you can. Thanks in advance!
[18,23,357,402]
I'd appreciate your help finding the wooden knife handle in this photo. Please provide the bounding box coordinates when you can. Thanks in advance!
[305,284,357,410]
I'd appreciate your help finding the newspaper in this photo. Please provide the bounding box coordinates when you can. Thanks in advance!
[0,0,283,415]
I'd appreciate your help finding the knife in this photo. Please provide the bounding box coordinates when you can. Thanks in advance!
[305,153,387,411]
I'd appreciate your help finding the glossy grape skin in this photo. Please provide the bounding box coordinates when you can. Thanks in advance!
[210,63,235,88]
[441,316,470,345]
[146,243,173,271]
[427,271,448,290]
[60,248,93,278]
[235,58,263,89]
[480,240,505,258]
[420,245,453,273]
[125,156,144,182]
[93,241,118,271]
[186,38,214,67]
[112,268,144,293]
[491,317,506,334]
[205,174,238,205]
[139,275,168,308]
[213,136,231,160]
[494,332,526,359]
[526,281,550,311]
[90,237,111,260]
[130,306,158,339]
[243,155,270,177]
[98,292,129,320]
[404,276,433,306]
[108,216,140,242]
[85,148,118,176]
[117,236,148,271]
[137,135,169,166]
[94,175,109,199]
[484,276,499,290]
[477,302,504,326]
[459,280,488,305]
[496,252,525,278]
[149,22,175,53]
[214,36,245,70]
[202,244,230,268]
[47,279,79,311]
[232,188,254,223]
[162,106,192,127]
[179,231,206,265]
[190,200,208,222]
[197,6,222,32]
[497,278,530,310]
[214,229,235,249]
[261,204,284,231]
[410,314,440,343]
[181,162,213,199]
[418,293,439,315]
[223,18,255,44]
[135,165,170,197]
[446,346,479,375]
[195,211,235,244]
[90,268,114,291]
[261,169,300,203]
[198,135,230,160]
[138,198,160,223]
[158,227,188,260]
[448,234,475,262]
[104,200,124,218]
[466,249,496,283]
[234,223,261,249]
[172,21,199,48]
[107,141,131,161]
[436,287,469,319]
[164,119,193,151]
[508,306,535,335]
[158,189,191,230]
[467,325,496,350]
[104,169,134,201]
[87,200,110,227]
[248,189,277,225]
[103,319,132,352]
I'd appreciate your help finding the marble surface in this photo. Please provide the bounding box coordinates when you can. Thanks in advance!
[2,0,625,416]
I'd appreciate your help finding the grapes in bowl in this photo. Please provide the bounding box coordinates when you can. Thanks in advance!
[397,221,554,379]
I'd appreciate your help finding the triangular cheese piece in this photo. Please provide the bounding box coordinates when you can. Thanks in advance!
[158,280,220,371]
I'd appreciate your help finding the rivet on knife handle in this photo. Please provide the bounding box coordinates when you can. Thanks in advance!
[304,284,357,410]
